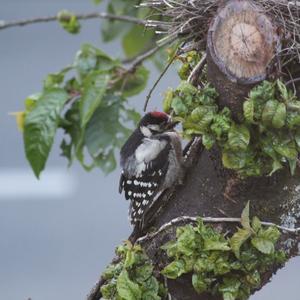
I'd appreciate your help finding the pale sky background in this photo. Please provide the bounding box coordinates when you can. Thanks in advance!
[0,1,299,300]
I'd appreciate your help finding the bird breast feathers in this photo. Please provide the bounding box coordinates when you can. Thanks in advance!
[134,138,167,174]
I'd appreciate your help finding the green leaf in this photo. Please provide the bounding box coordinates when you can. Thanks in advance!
[210,113,231,139]
[178,81,198,95]
[213,257,231,275]
[117,270,142,300]
[94,150,117,174]
[122,25,154,58]
[59,101,82,166]
[84,98,124,155]
[277,80,289,101]
[246,270,261,287]
[203,239,230,251]
[57,10,81,34]
[171,97,188,116]
[272,103,286,128]
[241,201,251,230]
[252,217,262,233]
[251,226,280,254]
[262,100,286,128]
[80,71,110,128]
[102,263,119,280]
[161,260,186,279]
[202,133,215,150]
[243,100,254,123]
[258,226,280,243]
[249,80,275,102]
[192,274,208,294]
[274,140,297,159]
[160,240,177,258]
[142,276,159,294]
[135,264,154,283]
[230,228,252,258]
[251,237,274,254]
[222,151,247,170]
[124,249,137,269]
[294,130,300,149]
[227,125,250,151]
[287,111,300,129]
[117,66,149,97]
[101,282,117,299]
[176,225,197,256]
[44,72,65,89]
[44,66,72,89]
[74,44,117,77]
[24,89,69,178]
[219,278,241,300]
[194,257,212,273]
[101,0,138,42]
[84,99,129,173]
[10,111,25,132]
[288,158,297,175]
[163,89,173,113]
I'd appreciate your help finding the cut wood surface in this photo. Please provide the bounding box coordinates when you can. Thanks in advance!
[207,0,280,120]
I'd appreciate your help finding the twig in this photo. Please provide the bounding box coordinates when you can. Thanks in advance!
[136,215,300,243]
[0,12,147,31]
[143,51,177,111]
[286,77,300,87]
[130,38,175,70]
[187,53,207,86]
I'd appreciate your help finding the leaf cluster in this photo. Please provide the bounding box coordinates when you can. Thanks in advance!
[164,80,300,177]
[20,44,148,177]
[161,204,286,300]
[57,1,157,60]
[99,0,167,67]
[57,10,81,34]
[101,242,167,300]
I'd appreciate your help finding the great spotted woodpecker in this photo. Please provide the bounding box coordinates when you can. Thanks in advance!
[119,111,183,228]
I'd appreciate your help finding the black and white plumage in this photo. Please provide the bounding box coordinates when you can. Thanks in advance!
[119,111,183,227]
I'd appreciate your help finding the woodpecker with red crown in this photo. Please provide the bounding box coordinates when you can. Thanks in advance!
[119,111,183,229]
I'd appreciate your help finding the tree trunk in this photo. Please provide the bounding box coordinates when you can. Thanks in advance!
[88,1,299,299]
[207,0,280,120]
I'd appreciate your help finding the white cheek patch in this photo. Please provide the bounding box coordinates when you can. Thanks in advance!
[140,126,152,137]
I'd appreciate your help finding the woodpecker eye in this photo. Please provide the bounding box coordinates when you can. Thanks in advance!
[147,124,161,132]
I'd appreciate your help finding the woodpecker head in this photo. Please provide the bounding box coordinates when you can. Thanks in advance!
[139,111,177,137]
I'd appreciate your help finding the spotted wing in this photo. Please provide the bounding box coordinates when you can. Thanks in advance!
[119,141,171,225]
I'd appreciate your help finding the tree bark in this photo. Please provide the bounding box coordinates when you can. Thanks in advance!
[87,1,299,299]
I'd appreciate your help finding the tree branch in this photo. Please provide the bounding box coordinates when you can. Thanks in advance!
[129,37,176,70]
[143,54,176,111]
[136,215,300,244]
[0,12,147,31]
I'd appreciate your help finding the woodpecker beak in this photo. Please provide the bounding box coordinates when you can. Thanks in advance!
[165,116,179,130]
